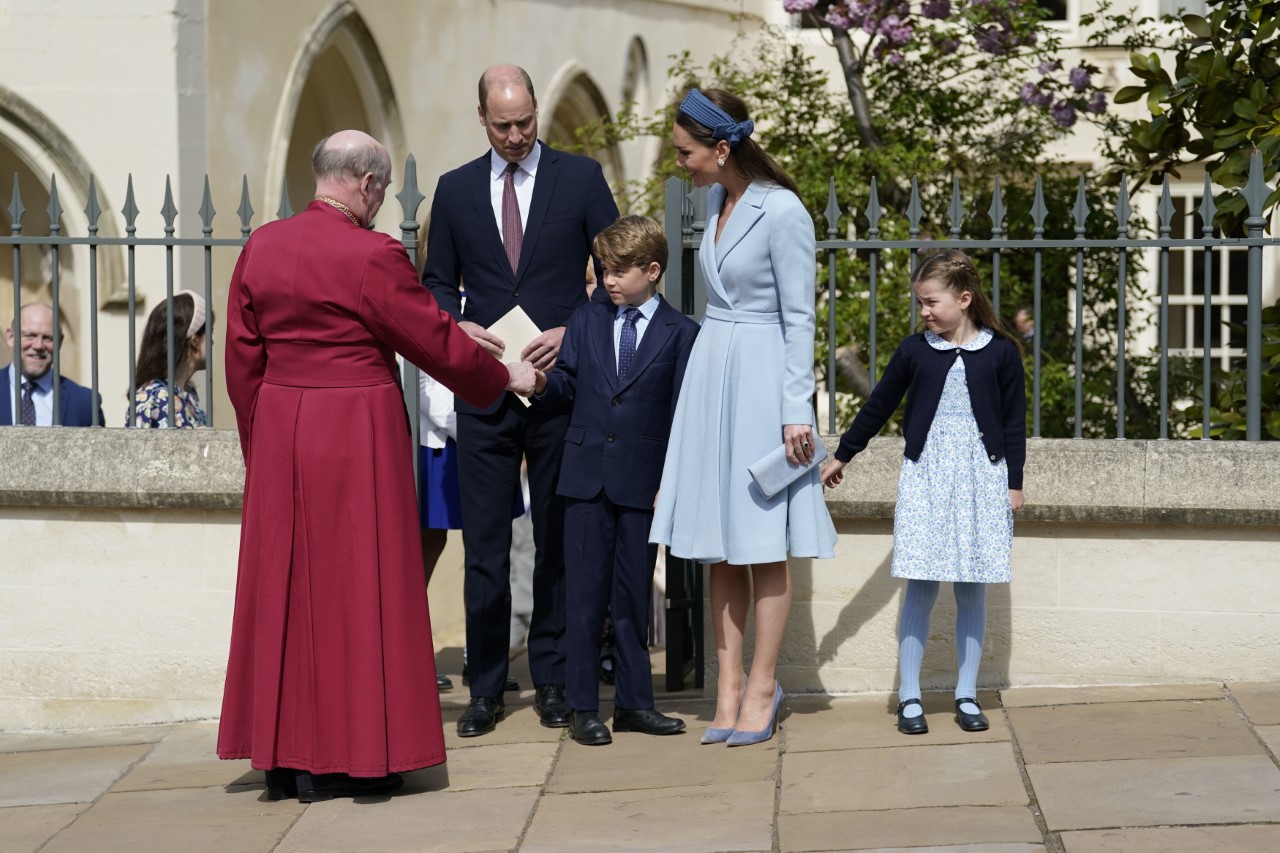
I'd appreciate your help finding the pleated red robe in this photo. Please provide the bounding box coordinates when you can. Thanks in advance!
[217,201,508,776]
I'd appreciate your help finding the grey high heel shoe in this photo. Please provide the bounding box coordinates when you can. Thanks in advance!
[726,681,783,747]
[701,675,747,744]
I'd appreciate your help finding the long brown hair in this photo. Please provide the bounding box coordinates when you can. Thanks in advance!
[910,250,1023,354]
[676,88,800,197]
[132,293,207,392]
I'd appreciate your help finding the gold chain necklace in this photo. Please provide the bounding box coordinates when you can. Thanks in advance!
[315,196,361,228]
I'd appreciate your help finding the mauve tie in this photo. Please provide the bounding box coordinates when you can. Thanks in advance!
[502,161,523,274]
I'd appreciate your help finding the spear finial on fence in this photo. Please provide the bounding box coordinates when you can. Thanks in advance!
[237,176,254,237]
[865,177,883,239]
[199,175,217,236]
[47,175,63,235]
[1031,175,1047,238]
[988,176,1006,239]
[1198,172,1216,236]
[85,176,102,234]
[7,173,24,233]
[1243,148,1275,224]
[1157,175,1175,238]
[396,153,426,230]
[906,177,923,238]
[161,176,178,236]
[1072,176,1088,239]
[122,174,139,234]
[947,176,965,238]
[277,177,294,220]
[1116,175,1132,238]
[822,176,843,238]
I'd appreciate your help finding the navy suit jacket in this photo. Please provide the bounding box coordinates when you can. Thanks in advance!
[0,365,104,426]
[534,296,699,509]
[422,141,619,414]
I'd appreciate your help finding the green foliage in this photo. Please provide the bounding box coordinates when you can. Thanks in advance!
[1186,300,1280,439]
[1110,0,1280,231]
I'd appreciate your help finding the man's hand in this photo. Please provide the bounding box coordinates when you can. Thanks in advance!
[521,326,566,371]
[459,320,505,358]
[505,361,537,396]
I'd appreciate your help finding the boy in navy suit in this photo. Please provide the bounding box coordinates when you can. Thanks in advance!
[533,215,699,745]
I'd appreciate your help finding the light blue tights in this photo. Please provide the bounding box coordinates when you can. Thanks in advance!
[897,580,986,718]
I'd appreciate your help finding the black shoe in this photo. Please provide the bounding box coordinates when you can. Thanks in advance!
[437,672,454,691]
[264,767,298,800]
[613,708,686,736]
[569,710,613,745]
[534,684,572,728]
[954,697,990,732]
[896,698,929,735]
[457,697,504,737]
[295,771,404,803]
[461,665,520,692]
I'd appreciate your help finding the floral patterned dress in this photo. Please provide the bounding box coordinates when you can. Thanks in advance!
[891,328,1013,583]
[127,378,208,428]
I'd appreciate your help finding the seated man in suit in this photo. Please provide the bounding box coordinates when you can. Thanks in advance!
[2,303,104,427]
[532,215,699,745]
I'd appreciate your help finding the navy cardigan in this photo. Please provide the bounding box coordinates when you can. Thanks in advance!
[834,332,1027,489]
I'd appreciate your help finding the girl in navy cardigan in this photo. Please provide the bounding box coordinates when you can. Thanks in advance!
[821,250,1026,735]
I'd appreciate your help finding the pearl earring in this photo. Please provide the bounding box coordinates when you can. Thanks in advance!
[717,157,725,167]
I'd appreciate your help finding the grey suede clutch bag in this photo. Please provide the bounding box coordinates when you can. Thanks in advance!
[747,440,828,499]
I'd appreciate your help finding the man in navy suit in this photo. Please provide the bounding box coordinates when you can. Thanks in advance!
[422,64,619,736]
[532,215,698,745]
[2,303,103,427]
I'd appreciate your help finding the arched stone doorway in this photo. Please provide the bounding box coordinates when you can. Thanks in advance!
[266,1,404,229]
[543,65,624,193]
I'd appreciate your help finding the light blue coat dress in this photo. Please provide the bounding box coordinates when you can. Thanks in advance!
[650,181,838,564]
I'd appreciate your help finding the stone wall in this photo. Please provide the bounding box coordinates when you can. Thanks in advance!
[0,429,1276,730]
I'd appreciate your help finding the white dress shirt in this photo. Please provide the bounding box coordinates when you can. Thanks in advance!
[489,143,541,239]
[5,365,53,426]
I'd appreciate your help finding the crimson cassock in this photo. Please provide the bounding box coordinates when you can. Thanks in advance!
[218,200,507,776]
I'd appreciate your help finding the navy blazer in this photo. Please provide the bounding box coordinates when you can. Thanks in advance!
[0,365,104,427]
[834,332,1027,489]
[534,296,699,509]
[422,141,619,415]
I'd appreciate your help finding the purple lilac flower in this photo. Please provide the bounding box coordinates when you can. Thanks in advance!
[1038,59,1062,75]
[1050,101,1078,128]
[1020,82,1039,104]
[921,0,951,19]
[1086,91,1107,114]
[782,0,819,11]
[826,7,855,28]
[888,51,905,64]
[975,25,1006,55]
[1069,66,1091,92]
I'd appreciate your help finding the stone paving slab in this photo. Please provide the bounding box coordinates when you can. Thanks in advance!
[999,683,1224,707]
[275,786,539,853]
[1255,724,1280,756]
[426,741,558,791]
[846,846,1044,853]
[522,780,776,852]
[38,786,303,853]
[112,721,254,792]
[440,704,564,749]
[0,744,150,807]
[782,742,1026,814]
[1028,754,1280,830]
[1228,680,1280,725]
[1060,824,1280,852]
[784,693,1009,752]
[777,805,1041,851]
[1008,699,1262,764]
[0,803,88,853]
[0,724,173,754]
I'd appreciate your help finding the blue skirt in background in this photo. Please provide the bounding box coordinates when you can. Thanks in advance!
[418,438,525,530]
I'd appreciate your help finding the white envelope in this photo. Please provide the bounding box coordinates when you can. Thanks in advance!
[488,305,543,408]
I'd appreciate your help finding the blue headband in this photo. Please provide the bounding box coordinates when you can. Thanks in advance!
[678,88,754,147]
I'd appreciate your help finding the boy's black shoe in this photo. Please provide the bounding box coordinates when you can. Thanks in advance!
[570,711,613,745]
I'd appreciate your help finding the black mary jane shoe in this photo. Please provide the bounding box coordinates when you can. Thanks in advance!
[569,711,613,745]
[954,697,990,732]
[896,698,929,735]
[264,767,298,801]
[295,771,404,804]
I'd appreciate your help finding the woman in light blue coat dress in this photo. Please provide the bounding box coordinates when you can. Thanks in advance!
[651,89,837,746]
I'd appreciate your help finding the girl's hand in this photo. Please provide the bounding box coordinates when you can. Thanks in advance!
[784,423,815,465]
[821,459,846,489]
[1009,489,1024,511]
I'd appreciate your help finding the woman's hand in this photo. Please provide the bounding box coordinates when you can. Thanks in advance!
[820,459,846,489]
[784,424,815,466]
[1009,489,1024,511]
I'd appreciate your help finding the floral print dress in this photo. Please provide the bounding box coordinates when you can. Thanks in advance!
[891,327,1013,583]
[127,378,208,428]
